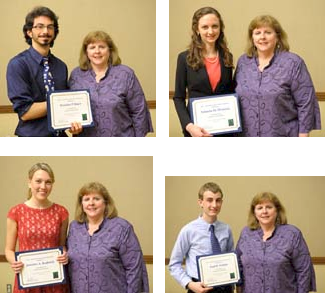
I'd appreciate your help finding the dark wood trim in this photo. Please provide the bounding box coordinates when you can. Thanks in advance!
[0,254,153,264]
[146,100,156,109]
[143,255,153,264]
[169,91,325,101]
[0,100,156,114]
[0,105,14,113]
[311,257,325,265]
[165,257,325,265]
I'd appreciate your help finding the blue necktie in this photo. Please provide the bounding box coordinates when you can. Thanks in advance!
[209,224,221,254]
[43,57,55,94]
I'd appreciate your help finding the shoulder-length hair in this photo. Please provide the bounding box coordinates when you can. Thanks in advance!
[75,182,118,223]
[79,31,121,70]
[246,15,290,57]
[27,163,55,199]
[247,192,287,230]
[23,6,59,47]
[187,7,233,70]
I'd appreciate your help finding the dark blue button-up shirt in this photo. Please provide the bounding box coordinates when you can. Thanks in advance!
[6,46,68,136]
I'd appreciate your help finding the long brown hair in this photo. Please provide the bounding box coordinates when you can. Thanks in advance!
[187,7,233,70]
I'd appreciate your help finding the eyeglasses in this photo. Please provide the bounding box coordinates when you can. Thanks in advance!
[32,24,55,31]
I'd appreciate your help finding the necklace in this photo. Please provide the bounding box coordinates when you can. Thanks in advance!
[205,56,219,64]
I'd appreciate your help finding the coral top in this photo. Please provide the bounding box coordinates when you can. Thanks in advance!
[7,203,69,293]
[204,56,221,92]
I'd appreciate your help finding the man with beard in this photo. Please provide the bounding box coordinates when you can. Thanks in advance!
[6,6,81,136]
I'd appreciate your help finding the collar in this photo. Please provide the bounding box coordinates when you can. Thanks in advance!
[257,224,278,240]
[198,215,219,230]
[28,46,52,65]
[84,217,107,233]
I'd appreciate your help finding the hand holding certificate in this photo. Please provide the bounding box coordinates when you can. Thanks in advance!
[15,247,66,289]
[189,94,242,135]
[47,89,94,131]
[196,252,240,288]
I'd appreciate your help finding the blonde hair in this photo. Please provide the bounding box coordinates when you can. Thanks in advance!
[75,182,118,223]
[79,30,121,70]
[246,15,290,57]
[27,163,55,199]
[247,192,287,229]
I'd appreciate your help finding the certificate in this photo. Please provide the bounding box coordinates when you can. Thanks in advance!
[196,252,240,287]
[15,247,66,289]
[47,89,94,131]
[189,94,242,135]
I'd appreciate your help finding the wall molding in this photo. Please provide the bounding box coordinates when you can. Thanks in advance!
[0,254,153,264]
[165,257,325,265]
[0,100,156,114]
[169,91,325,102]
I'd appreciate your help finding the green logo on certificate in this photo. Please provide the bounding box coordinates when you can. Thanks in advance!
[228,119,234,126]
[230,272,235,279]
[53,271,59,279]
[82,113,88,121]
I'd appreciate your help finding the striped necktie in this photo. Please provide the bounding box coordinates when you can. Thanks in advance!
[43,57,55,94]
[209,224,221,254]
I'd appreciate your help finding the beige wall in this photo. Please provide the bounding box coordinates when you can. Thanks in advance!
[0,157,153,254]
[170,0,325,91]
[0,0,155,105]
[166,177,325,291]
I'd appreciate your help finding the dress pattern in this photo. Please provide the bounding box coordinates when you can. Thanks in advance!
[7,203,69,293]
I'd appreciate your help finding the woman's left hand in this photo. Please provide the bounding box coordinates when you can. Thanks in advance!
[57,251,69,265]
[69,122,83,135]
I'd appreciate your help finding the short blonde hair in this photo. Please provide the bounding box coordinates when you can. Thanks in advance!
[79,31,121,70]
[247,192,287,229]
[246,15,290,57]
[27,163,55,199]
[74,182,118,223]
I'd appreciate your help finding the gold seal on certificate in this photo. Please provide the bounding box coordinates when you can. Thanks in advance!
[196,252,240,287]
[15,247,66,289]
[189,94,242,135]
[47,89,94,131]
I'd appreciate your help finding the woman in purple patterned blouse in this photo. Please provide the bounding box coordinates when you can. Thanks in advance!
[69,31,153,136]
[236,192,316,293]
[234,15,321,136]
[67,182,149,293]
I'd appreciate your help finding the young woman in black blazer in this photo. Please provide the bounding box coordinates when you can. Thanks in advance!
[173,7,234,137]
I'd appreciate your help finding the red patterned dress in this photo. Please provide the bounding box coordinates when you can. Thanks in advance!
[7,203,69,293]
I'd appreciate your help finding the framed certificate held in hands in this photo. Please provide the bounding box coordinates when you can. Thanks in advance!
[47,89,94,131]
[189,94,242,135]
[196,252,240,288]
[15,247,66,289]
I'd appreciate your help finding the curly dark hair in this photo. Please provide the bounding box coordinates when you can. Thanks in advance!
[23,6,59,47]
[187,7,233,70]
